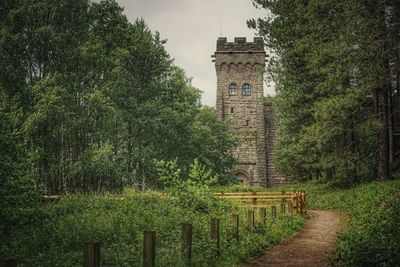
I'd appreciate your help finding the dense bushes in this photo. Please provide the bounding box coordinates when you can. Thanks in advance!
[3,187,304,266]
[0,109,40,255]
[333,184,400,266]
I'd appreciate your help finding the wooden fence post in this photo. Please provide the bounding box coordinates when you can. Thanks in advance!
[300,191,304,215]
[143,230,156,267]
[0,257,17,267]
[260,208,266,225]
[181,223,192,264]
[248,210,254,234]
[291,192,296,215]
[271,205,276,221]
[211,218,220,253]
[231,213,239,242]
[288,201,293,214]
[280,201,286,215]
[252,191,257,207]
[84,241,100,267]
[298,191,301,214]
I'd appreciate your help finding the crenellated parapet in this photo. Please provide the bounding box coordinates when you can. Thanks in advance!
[212,37,267,69]
[216,37,264,52]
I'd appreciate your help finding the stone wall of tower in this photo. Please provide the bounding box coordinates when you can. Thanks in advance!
[264,102,288,186]
[214,37,267,186]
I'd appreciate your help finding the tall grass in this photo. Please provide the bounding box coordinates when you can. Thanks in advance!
[2,188,305,266]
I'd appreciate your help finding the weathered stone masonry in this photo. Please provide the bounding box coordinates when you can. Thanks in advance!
[212,37,286,186]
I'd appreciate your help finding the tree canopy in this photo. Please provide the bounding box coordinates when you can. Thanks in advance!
[249,0,400,184]
[0,0,237,194]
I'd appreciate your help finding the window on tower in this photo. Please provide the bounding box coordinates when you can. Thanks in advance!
[242,84,251,96]
[229,83,238,95]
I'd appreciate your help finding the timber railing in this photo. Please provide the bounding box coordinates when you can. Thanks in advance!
[214,191,307,215]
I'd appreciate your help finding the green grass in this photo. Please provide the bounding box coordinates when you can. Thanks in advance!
[10,178,397,266]
[2,187,305,266]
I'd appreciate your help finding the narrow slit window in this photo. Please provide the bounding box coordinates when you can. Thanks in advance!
[229,83,238,95]
[242,84,251,96]
[231,107,234,113]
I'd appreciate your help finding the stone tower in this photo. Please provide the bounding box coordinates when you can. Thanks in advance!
[213,37,268,186]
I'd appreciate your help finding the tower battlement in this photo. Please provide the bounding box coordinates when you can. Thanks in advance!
[216,37,264,52]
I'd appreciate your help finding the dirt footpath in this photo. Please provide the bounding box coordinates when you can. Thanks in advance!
[244,210,342,267]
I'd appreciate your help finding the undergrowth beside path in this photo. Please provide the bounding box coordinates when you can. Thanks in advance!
[1,187,305,266]
[220,179,400,266]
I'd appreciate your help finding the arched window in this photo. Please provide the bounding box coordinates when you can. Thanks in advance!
[229,83,238,95]
[242,84,251,96]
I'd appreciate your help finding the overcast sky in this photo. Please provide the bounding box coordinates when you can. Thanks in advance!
[114,0,273,106]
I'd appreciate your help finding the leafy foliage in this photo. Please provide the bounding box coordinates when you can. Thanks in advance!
[0,106,39,254]
[155,159,218,188]
[0,0,237,193]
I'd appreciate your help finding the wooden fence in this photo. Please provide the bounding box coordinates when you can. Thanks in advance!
[214,191,307,215]
[1,191,306,267]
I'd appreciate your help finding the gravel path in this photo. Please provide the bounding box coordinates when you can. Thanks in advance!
[244,210,342,267]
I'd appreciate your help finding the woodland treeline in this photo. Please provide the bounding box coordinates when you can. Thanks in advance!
[250,0,400,184]
[0,0,236,195]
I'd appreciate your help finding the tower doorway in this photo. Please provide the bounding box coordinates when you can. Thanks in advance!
[235,172,250,185]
